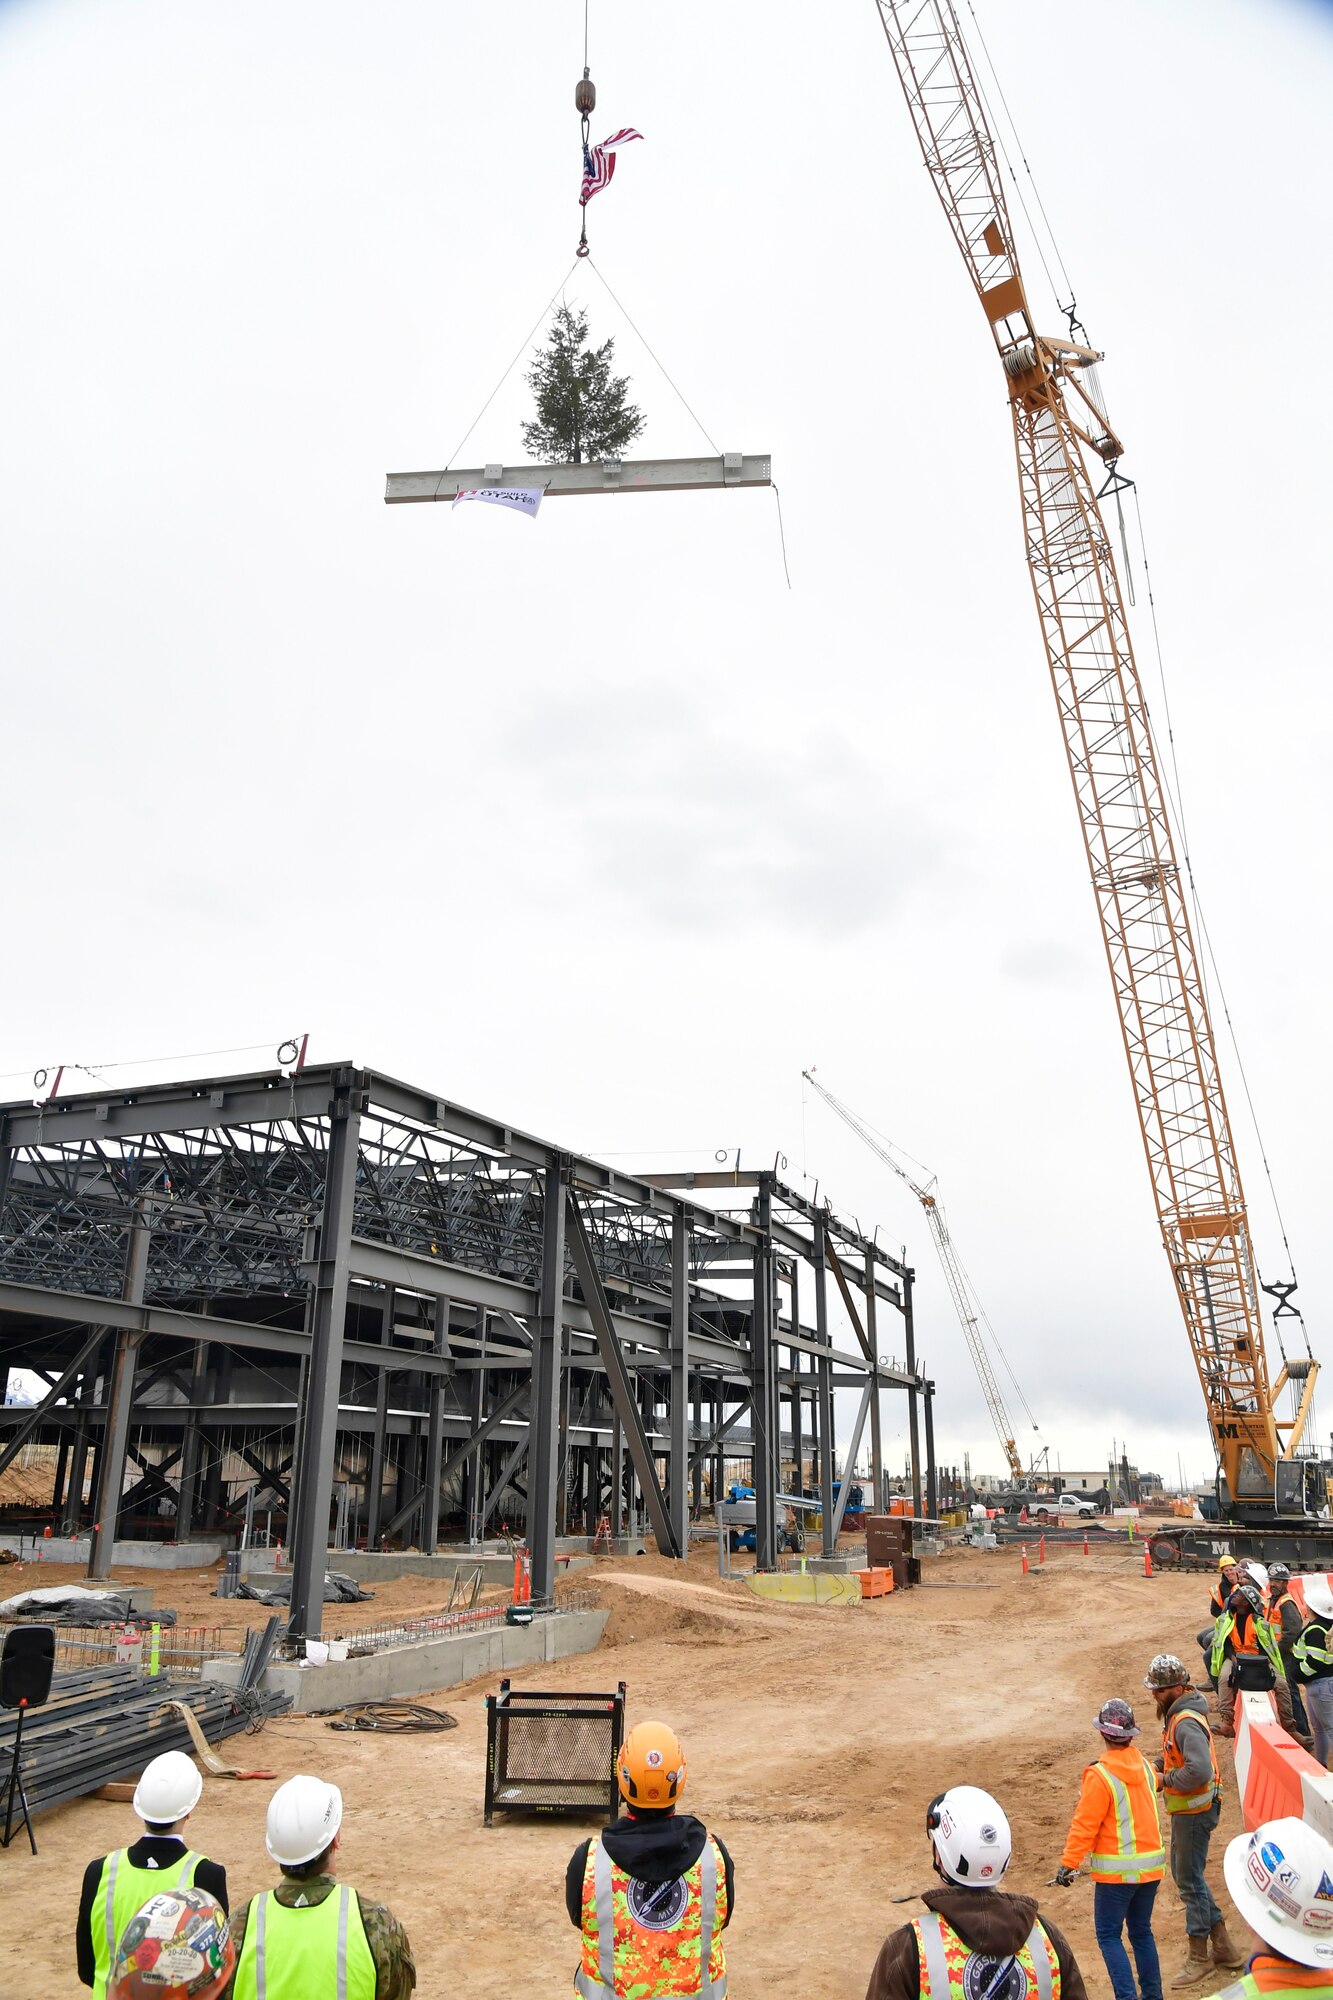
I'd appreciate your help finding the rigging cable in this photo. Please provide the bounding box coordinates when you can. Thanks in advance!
[583,258,719,454]
[962,0,1076,320]
[1128,485,1309,1350]
[436,261,581,481]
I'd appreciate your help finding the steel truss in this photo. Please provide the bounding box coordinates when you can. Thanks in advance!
[0,1065,931,1636]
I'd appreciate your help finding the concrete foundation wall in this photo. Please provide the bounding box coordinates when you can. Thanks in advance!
[319,1544,609,1585]
[0,1535,225,1569]
[204,1608,610,1713]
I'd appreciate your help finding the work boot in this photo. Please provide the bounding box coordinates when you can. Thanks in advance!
[1209,1922,1246,1970]
[1170,1937,1213,1988]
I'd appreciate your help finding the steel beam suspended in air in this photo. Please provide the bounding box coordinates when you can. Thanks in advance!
[565,1190,681,1560]
[385,453,772,505]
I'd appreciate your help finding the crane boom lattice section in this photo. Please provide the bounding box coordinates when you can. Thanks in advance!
[875,0,1307,1505]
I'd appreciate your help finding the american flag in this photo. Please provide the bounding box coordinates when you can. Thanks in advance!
[579,128,643,208]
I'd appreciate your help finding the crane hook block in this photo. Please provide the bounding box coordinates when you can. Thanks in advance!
[575,69,596,116]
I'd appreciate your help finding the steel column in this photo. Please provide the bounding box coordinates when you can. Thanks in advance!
[749,1182,777,1569]
[669,1206,689,1554]
[420,1296,450,1554]
[924,1377,938,1522]
[865,1245,883,1511]
[286,1089,361,1641]
[527,1156,568,1600]
[903,1263,923,1519]
[611,1414,623,1534]
[87,1212,152,1577]
[174,1337,211,1540]
[813,1215,836,1559]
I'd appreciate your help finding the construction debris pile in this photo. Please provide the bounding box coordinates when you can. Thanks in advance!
[1,1584,174,1625]
[0,1662,290,1821]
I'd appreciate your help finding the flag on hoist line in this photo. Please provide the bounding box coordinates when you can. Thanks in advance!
[580,128,644,207]
[451,487,543,519]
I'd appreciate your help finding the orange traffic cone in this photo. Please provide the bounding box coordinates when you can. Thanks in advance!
[1083,1533,1089,1556]
[1144,1543,1153,1579]
[1021,1545,1029,1575]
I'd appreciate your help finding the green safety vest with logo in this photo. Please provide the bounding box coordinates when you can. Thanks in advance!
[91,1847,201,2000]
[913,1910,1060,2000]
[1212,1610,1286,1683]
[233,1885,377,2000]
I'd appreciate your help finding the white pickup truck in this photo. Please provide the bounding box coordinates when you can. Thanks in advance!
[1033,1494,1098,1520]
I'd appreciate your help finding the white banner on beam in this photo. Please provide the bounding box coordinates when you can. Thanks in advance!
[452,487,543,519]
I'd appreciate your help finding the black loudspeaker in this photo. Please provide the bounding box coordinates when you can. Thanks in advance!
[0,1624,56,1711]
[1,1622,56,1856]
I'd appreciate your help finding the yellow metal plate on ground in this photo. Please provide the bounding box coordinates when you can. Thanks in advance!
[745,1572,863,1606]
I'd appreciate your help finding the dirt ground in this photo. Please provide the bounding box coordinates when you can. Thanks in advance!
[1,1543,1249,2000]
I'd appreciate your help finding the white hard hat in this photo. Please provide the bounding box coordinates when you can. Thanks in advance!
[265,1774,344,1868]
[132,1750,203,1824]
[927,1785,1012,1888]
[1223,1818,1333,1968]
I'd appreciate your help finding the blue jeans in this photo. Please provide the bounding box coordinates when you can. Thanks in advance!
[1094,1880,1162,2000]
[1305,1676,1333,1767]
[1170,1800,1223,1936]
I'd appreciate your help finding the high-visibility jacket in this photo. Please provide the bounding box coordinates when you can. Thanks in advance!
[1212,1609,1286,1683]
[1269,1589,1298,1635]
[574,1832,728,1999]
[1161,1708,1221,1815]
[232,1885,377,2000]
[90,1847,201,2000]
[1202,1953,1333,1999]
[913,1910,1060,2000]
[1293,1620,1333,1683]
[1059,1745,1165,1883]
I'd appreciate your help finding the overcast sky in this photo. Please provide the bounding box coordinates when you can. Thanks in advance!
[2,0,1330,1488]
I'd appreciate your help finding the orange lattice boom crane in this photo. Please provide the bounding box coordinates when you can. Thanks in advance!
[874,1,1317,1520]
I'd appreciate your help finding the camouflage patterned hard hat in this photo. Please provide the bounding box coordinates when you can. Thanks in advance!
[1144,1653,1190,1690]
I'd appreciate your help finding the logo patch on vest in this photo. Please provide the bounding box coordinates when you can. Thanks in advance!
[961,1955,1028,2000]
[627,1875,690,1931]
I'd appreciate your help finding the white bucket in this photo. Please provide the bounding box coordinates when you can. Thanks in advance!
[304,1640,329,1666]
[326,1640,349,1662]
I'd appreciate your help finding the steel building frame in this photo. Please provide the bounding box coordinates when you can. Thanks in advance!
[0,1065,934,1637]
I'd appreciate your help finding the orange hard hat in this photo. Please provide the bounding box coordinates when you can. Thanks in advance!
[617,1720,687,1808]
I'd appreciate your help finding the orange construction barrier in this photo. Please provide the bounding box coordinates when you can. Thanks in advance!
[1234,1688,1333,1833]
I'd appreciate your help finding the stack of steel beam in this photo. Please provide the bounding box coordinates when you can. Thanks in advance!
[0,1667,291,1819]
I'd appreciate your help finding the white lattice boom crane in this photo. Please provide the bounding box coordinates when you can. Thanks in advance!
[804,1072,1028,1482]
[873,1,1317,1515]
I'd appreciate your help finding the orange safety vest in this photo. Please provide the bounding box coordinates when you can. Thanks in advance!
[1161,1708,1221,1816]
[574,1834,728,2000]
[914,1911,1060,2000]
[1062,1748,1165,1884]
[1269,1590,1296,1635]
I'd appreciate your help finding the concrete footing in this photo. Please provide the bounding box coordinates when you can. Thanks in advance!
[204,1607,609,1712]
[807,1555,854,1574]
[0,1535,224,1569]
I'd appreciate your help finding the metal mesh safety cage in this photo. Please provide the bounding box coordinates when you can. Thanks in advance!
[484,1677,627,1826]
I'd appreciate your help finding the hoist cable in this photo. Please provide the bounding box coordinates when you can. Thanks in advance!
[1129,486,1306,1335]
[963,0,1077,315]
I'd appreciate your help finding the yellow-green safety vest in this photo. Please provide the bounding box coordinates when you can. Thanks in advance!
[91,1847,201,2000]
[1088,1756,1165,1882]
[233,1886,377,2000]
[1212,1611,1286,1683]
[1206,1977,1333,2000]
[914,1910,1060,2000]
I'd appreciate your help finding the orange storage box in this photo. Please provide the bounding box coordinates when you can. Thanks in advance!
[855,1568,895,1599]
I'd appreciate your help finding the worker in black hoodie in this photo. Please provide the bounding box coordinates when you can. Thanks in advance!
[566,1719,734,1999]
[864,1785,1089,2000]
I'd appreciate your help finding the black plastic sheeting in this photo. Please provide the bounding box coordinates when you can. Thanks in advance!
[231,1570,372,1606]
[0,1585,178,1625]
